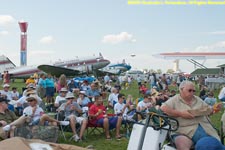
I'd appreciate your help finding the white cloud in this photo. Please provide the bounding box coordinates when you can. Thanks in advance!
[39,36,55,44]
[208,31,225,35]
[0,15,15,26]
[195,40,225,52]
[102,32,136,44]
[0,30,9,36]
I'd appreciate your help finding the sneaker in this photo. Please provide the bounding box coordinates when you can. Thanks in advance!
[59,121,70,126]
[73,134,80,142]
[2,125,11,131]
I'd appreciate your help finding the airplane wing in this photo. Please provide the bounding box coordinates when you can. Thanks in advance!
[38,65,80,77]
[98,69,121,75]
[153,52,225,60]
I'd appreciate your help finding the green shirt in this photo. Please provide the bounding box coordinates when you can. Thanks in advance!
[0,109,17,124]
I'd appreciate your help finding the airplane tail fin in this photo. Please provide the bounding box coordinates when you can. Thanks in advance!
[0,55,16,73]
[99,53,103,58]
[122,59,126,64]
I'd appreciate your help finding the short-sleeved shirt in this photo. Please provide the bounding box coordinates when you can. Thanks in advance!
[89,104,106,124]
[0,109,17,124]
[161,94,220,140]
[59,102,82,117]
[77,97,91,107]
[114,102,128,115]
[108,93,118,104]
[54,96,66,105]
[23,105,44,122]
[137,101,152,113]
[218,87,225,100]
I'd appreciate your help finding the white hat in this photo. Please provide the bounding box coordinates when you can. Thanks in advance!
[65,93,74,99]
[60,88,68,92]
[26,94,38,101]
[79,91,86,95]
[3,84,10,88]
[26,83,36,89]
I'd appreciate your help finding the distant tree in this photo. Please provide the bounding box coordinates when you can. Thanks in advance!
[166,69,175,74]
[156,69,162,74]
[149,69,156,74]
[143,69,149,73]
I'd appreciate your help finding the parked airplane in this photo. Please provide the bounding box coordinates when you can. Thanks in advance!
[0,53,110,78]
[98,59,131,75]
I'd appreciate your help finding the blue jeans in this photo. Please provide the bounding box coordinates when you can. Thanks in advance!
[192,124,208,144]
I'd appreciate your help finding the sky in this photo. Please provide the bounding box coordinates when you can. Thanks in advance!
[0,0,225,73]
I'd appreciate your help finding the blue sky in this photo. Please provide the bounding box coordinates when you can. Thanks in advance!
[0,0,225,73]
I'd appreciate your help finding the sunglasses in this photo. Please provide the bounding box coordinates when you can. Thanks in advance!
[28,99,35,102]
[188,89,196,93]
[67,98,74,100]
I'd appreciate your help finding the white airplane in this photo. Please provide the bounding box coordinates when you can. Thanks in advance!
[0,53,110,78]
[98,59,132,75]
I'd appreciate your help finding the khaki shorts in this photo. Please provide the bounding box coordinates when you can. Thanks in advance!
[66,115,86,124]
[0,127,7,139]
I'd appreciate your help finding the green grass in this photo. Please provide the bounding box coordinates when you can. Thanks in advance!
[1,79,224,149]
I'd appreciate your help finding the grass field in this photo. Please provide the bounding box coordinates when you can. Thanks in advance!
[0,79,224,150]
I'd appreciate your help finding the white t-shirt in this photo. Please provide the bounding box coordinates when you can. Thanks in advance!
[137,101,152,113]
[114,102,128,115]
[108,93,118,105]
[0,90,12,100]
[55,95,66,105]
[11,91,19,100]
[23,105,44,121]
[218,87,225,100]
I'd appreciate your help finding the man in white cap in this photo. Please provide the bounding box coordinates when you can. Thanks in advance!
[0,84,12,101]
[54,87,68,108]
[3,94,69,133]
[58,92,87,142]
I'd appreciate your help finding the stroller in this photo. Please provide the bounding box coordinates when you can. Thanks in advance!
[127,111,179,150]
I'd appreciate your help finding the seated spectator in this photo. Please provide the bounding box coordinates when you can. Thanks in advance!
[3,94,69,137]
[54,88,67,108]
[72,88,80,98]
[67,79,76,92]
[57,93,87,142]
[199,86,207,100]
[86,83,100,102]
[218,84,225,102]
[136,94,153,113]
[139,83,148,95]
[169,89,177,97]
[136,94,153,120]
[77,91,91,107]
[89,95,122,140]
[108,87,119,108]
[161,81,222,150]
[11,87,19,100]
[23,94,68,126]
[114,94,132,120]
[204,91,217,106]
[22,83,36,96]
[0,96,18,139]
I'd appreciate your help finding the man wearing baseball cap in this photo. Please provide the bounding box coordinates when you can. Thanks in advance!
[2,94,69,134]
[57,92,87,142]
[0,96,17,139]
